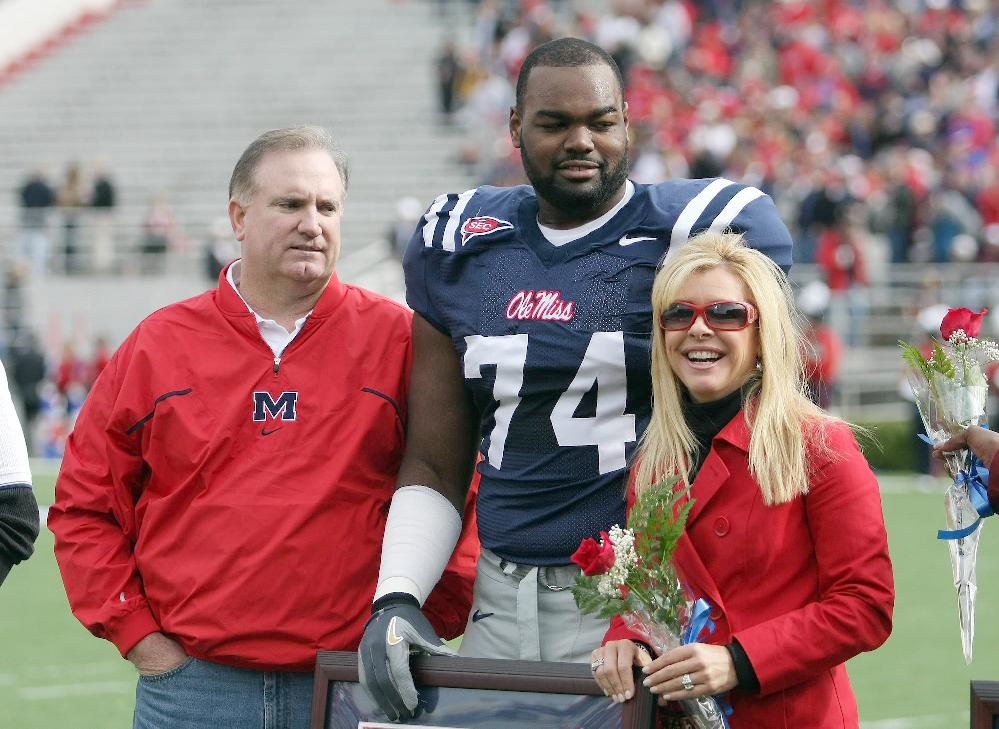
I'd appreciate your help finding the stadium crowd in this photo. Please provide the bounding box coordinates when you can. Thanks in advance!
[441,0,999,270]
[9,0,999,465]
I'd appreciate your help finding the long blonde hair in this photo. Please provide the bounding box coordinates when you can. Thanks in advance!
[635,231,837,505]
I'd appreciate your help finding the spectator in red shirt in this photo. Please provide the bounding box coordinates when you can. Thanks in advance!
[798,281,844,411]
[90,336,112,386]
[55,342,86,396]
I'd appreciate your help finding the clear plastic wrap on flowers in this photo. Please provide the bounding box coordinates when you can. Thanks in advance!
[908,371,988,664]
[900,307,997,664]
[570,478,733,726]
[621,606,728,729]
[909,374,987,477]
[942,482,981,663]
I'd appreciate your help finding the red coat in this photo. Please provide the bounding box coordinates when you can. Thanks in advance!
[607,415,893,728]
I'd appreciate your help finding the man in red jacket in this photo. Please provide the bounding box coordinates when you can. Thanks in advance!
[48,127,478,729]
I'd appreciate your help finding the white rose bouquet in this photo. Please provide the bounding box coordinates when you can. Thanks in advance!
[900,306,999,663]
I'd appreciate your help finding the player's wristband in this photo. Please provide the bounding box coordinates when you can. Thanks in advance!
[370,592,420,615]
[373,485,462,606]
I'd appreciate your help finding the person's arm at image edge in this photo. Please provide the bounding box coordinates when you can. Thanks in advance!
[0,359,37,586]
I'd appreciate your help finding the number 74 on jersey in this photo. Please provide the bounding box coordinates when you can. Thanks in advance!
[463,331,636,476]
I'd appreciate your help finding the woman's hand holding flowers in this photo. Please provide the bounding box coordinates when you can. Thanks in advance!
[642,643,738,703]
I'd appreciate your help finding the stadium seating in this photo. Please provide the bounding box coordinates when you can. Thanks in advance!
[0,0,477,310]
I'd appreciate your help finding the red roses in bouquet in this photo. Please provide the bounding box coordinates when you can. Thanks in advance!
[940,307,988,341]
[571,530,616,576]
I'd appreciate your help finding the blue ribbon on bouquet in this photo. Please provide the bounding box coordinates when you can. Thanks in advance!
[682,598,733,727]
[916,432,993,540]
[682,598,716,645]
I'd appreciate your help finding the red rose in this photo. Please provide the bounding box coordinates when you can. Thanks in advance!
[571,531,616,576]
[941,307,989,340]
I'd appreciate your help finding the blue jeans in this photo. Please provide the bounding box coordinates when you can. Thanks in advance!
[133,656,313,729]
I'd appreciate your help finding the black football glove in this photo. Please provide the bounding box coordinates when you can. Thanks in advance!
[357,593,457,722]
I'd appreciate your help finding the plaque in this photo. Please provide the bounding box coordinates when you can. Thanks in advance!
[311,651,656,729]
[971,680,999,729]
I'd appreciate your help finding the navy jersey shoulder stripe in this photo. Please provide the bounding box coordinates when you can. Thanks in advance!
[421,193,451,248]
[709,185,765,233]
[420,188,477,251]
[440,189,477,252]
[668,177,737,250]
[418,185,534,253]
[667,177,764,248]
[657,178,787,270]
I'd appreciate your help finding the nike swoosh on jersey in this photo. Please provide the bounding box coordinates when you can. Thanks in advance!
[471,609,494,623]
[260,426,282,436]
[386,616,404,646]
[618,234,658,246]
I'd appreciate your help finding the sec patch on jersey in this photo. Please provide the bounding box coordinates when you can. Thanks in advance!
[461,216,513,245]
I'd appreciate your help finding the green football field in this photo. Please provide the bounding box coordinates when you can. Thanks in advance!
[1,469,995,728]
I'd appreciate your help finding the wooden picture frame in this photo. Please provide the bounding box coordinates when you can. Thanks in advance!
[311,651,657,729]
[971,680,999,729]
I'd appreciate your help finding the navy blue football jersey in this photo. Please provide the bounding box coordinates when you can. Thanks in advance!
[404,178,793,565]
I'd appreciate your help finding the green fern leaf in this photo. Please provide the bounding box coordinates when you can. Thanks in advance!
[898,340,932,381]
[930,341,955,379]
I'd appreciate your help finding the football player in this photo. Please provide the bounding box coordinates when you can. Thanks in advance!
[358,37,793,722]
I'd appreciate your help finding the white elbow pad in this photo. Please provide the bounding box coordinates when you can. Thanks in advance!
[373,485,463,606]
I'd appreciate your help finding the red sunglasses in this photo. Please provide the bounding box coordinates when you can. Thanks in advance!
[660,300,759,331]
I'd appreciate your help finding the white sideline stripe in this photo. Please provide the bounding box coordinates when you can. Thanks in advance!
[18,680,133,700]
[861,712,968,728]
[39,506,47,521]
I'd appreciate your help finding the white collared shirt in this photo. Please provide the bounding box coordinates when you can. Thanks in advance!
[226,260,312,357]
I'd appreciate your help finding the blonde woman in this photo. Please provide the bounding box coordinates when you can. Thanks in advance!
[589,232,893,728]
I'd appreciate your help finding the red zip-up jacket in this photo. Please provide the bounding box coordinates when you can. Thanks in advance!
[49,265,478,671]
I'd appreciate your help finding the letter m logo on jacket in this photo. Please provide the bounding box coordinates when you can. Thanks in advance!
[252,391,299,422]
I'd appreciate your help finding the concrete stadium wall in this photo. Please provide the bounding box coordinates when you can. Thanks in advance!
[0,0,120,84]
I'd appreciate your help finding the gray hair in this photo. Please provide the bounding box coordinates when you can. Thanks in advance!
[228,126,350,205]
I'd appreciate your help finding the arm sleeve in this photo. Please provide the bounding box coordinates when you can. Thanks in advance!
[423,472,480,640]
[0,358,38,586]
[47,332,161,657]
[0,486,39,586]
[732,424,894,695]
